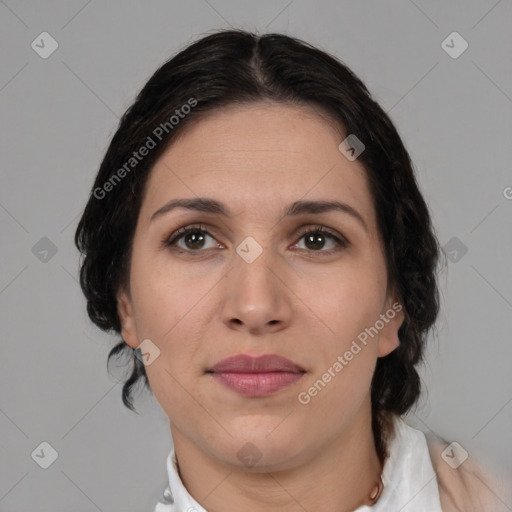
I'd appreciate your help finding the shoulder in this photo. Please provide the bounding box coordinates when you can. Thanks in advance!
[424,431,511,512]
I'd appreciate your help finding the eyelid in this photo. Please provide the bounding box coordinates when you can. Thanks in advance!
[163,222,349,253]
[164,223,218,248]
[293,224,349,247]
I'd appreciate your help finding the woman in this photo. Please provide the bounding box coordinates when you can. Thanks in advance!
[75,29,503,511]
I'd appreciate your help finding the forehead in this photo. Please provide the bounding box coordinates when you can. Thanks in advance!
[141,103,375,228]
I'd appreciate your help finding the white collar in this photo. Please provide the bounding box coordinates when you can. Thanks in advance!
[352,416,442,511]
[153,416,442,511]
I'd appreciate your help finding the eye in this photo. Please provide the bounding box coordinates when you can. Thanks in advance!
[293,225,348,255]
[163,224,220,252]
[162,223,349,255]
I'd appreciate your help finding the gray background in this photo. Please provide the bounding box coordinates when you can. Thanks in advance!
[1,1,511,510]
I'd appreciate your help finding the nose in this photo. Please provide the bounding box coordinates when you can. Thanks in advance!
[221,245,293,336]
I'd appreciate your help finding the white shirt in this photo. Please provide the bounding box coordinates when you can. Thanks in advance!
[153,415,443,512]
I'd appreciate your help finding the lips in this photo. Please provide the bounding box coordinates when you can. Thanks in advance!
[207,354,305,396]
[209,354,305,374]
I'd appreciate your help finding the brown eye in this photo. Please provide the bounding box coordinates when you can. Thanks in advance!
[163,224,348,255]
[164,224,218,251]
[294,226,348,254]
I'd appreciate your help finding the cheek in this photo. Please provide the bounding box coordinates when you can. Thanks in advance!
[304,262,386,404]
[130,252,206,340]
[298,274,382,406]
[130,254,221,368]
[127,269,206,415]
[295,261,385,346]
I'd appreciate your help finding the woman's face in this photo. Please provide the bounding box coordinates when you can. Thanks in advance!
[117,102,403,470]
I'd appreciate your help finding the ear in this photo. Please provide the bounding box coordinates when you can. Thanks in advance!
[116,288,139,350]
[377,293,405,358]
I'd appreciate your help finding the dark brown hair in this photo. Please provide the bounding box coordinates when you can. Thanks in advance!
[75,29,442,462]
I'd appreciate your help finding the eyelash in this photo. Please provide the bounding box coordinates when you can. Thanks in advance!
[162,223,349,256]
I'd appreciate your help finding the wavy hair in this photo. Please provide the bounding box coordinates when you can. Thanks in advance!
[75,29,443,463]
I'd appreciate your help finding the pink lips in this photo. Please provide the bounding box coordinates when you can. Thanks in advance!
[207,354,305,397]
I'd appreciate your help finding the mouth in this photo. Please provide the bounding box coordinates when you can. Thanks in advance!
[206,354,306,397]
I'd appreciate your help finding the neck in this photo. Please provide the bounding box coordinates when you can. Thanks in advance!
[170,407,384,512]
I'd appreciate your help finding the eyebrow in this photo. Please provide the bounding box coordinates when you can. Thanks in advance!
[150,197,368,232]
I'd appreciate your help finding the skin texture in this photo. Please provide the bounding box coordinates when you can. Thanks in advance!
[117,102,404,512]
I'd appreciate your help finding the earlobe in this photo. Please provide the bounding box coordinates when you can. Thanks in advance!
[377,298,405,358]
[116,289,139,349]
[377,331,400,357]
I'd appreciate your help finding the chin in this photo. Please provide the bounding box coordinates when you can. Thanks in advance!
[215,425,310,472]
